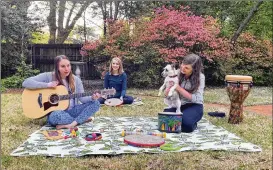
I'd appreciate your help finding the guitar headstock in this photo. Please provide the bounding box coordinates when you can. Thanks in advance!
[100,88,116,96]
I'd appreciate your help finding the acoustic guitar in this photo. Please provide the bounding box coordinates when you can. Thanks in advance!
[22,85,116,119]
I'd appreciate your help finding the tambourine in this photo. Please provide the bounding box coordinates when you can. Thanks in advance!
[124,134,165,148]
[85,133,102,141]
[104,98,123,106]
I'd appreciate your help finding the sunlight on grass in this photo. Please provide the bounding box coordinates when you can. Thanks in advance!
[1,87,272,169]
[127,86,272,106]
[204,86,272,105]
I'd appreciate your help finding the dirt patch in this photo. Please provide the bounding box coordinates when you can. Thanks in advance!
[205,103,272,117]
[3,88,24,94]
[244,105,272,116]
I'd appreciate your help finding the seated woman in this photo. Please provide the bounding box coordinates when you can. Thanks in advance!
[98,57,134,105]
[22,55,101,129]
[163,53,205,133]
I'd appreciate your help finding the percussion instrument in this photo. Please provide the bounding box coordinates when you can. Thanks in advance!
[225,75,253,124]
[104,98,123,106]
[42,130,63,140]
[158,112,182,133]
[85,133,102,141]
[121,130,166,138]
[124,135,165,148]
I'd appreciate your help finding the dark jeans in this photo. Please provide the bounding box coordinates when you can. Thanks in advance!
[163,103,203,133]
[98,95,134,105]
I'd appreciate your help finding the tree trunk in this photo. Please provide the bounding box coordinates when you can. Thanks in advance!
[48,1,92,44]
[47,1,57,44]
[98,1,107,36]
[110,1,113,19]
[114,1,120,20]
[231,0,263,44]
[57,1,66,41]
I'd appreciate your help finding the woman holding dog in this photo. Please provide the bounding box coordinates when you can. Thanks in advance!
[164,53,205,133]
[22,55,101,129]
[98,57,134,105]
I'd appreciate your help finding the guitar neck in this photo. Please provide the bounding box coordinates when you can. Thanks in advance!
[59,91,96,100]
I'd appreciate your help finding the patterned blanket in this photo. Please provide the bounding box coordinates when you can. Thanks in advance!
[11,117,261,157]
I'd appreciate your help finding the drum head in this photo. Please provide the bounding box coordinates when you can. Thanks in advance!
[104,98,123,106]
[124,135,165,148]
[225,75,253,83]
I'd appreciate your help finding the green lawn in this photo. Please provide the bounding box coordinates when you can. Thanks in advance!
[1,87,272,169]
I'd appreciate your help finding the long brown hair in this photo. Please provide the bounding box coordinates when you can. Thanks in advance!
[54,55,75,93]
[109,57,124,75]
[178,53,204,93]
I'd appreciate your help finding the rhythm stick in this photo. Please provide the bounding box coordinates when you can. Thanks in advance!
[121,130,166,138]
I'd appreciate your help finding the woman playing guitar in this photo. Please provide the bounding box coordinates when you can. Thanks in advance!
[22,55,101,129]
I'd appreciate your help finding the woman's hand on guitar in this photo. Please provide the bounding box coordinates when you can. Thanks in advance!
[47,81,59,88]
[92,92,101,100]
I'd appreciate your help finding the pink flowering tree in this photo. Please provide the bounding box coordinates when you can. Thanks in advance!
[130,6,232,62]
[81,5,271,86]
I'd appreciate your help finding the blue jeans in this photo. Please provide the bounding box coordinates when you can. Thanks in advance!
[47,100,100,126]
[98,95,134,105]
[163,103,203,133]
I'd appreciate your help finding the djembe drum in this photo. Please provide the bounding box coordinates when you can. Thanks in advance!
[225,75,253,124]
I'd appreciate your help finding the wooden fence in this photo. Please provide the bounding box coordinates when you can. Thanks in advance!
[28,44,103,80]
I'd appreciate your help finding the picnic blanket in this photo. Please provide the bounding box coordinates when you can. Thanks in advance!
[11,117,261,157]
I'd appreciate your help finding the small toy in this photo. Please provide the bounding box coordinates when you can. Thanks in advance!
[43,130,63,140]
[85,133,102,141]
[121,130,166,138]
[63,127,79,139]
[160,143,182,151]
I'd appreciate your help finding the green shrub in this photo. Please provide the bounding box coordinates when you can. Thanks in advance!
[1,61,40,89]
[1,76,24,88]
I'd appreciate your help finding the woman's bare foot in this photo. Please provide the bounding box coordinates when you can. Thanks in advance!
[56,121,78,129]
[56,124,73,129]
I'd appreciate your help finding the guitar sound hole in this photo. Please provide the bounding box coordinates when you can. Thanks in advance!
[49,94,60,104]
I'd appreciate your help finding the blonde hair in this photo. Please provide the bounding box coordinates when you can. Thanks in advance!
[109,57,124,75]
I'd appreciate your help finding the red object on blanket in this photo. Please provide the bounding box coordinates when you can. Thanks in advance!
[85,133,102,141]
[124,135,165,148]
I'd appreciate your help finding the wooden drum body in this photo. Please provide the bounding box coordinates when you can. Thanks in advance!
[158,112,182,133]
[225,75,253,124]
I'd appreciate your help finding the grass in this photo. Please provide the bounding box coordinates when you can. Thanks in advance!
[1,87,272,169]
[128,86,272,106]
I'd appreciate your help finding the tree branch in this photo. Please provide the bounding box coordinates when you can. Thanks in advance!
[57,1,66,36]
[65,1,76,28]
[231,0,263,44]
[114,1,120,20]
[47,1,57,44]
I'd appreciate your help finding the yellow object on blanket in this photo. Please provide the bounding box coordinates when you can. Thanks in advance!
[42,130,63,140]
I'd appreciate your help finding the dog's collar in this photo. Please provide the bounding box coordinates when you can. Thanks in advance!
[169,75,178,78]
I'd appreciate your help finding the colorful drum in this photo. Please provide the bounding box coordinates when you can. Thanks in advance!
[158,112,182,133]
[225,75,253,124]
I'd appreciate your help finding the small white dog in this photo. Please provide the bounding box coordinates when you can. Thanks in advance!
[158,64,182,114]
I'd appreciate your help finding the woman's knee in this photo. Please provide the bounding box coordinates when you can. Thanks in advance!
[182,121,197,133]
[97,97,106,104]
[47,111,61,125]
[123,96,134,104]
[86,100,100,112]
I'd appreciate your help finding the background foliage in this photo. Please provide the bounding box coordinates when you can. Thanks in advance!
[81,5,272,87]
[1,1,272,88]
